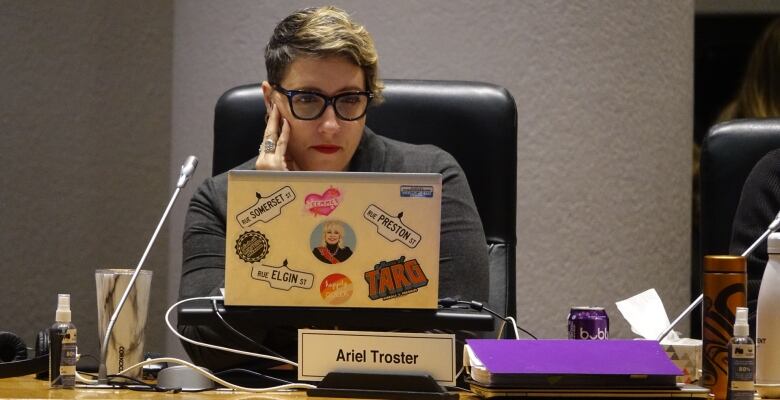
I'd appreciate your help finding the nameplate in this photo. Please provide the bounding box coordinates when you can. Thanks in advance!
[297,329,456,386]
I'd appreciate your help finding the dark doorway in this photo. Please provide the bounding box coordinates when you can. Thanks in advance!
[692,13,778,338]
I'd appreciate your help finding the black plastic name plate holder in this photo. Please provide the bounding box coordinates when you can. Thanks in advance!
[307,372,457,400]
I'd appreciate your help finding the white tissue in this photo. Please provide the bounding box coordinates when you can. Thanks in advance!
[615,288,680,342]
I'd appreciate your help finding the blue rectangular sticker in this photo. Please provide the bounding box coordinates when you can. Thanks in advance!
[400,185,434,198]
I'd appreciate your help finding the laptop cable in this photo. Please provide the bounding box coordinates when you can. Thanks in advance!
[210,299,286,359]
[438,298,537,340]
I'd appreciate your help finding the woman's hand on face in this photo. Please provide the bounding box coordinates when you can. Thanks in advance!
[256,103,297,171]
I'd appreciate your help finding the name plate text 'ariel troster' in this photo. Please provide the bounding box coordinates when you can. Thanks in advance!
[297,329,456,386]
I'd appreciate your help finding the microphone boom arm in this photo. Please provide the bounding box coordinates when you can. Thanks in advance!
[656,210,780,342]
[98,156,197,384]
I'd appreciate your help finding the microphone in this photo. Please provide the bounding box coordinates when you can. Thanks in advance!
[656,209,780,342]
[176,155,198,189]
[98,155,199,384]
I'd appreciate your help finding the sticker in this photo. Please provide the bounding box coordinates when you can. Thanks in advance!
[363,204,421,248]
[364,256,428,301]
[310,220,356,264]
[251,259,314,291]
[400,185,434,198]
[320,273,353,305]
[236,186,296,228]
[234,231,270,263]
[305,187,343,216]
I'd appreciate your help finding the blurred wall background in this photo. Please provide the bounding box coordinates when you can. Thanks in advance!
[6,0,756,361]
[0,1,172,359]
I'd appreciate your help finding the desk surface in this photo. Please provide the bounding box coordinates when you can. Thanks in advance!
[0,375,478,399]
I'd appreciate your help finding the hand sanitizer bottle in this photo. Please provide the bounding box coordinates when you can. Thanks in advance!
[757,232,780,395]
[49,294,77,389]
[727,307,754,400]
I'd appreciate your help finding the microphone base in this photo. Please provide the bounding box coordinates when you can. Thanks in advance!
[97,363,108,385]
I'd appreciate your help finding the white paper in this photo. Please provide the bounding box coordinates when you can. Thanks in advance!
[615,288,679,341]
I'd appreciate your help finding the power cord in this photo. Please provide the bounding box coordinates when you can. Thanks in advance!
[438,298,537,339]
[115,357,314,392]
[75,356,314,392]
[210,299,286,360]
[162,297,315,392]
[76,353,99,368]
[76,296,315,392]
[75,296,314,392]
[106,374,183,393]
[165,296,298,367]
[216,368,295,386]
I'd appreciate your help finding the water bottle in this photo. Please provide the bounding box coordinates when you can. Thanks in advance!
[756,233,780,395]
[702,255,747,400]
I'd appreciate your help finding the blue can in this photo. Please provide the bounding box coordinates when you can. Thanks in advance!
[568,307,609,340]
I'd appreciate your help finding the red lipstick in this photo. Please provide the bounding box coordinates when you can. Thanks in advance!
[312,145,340,154]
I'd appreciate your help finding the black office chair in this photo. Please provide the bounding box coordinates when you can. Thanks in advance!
[697,118,780,335]
[213,79,518,320]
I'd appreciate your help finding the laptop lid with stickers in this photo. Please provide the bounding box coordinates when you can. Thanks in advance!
[224,170,442,309]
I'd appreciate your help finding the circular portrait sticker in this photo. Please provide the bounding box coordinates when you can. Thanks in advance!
[320,273,353,305]
[309,220,356,264]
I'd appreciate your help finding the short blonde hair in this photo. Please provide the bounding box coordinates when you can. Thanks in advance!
[320,220,345,248]
[265,6,384,102]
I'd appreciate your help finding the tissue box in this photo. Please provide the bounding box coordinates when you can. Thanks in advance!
[661,338,702,384]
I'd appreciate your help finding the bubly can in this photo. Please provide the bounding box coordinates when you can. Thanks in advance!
[568,307,609,340]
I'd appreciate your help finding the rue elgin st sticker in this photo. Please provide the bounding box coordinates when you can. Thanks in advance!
[234,187,313,291]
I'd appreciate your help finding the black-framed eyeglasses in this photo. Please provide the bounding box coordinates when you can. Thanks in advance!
[272,84,373,121]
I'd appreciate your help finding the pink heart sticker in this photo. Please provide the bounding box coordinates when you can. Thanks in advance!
[305,187,342,216]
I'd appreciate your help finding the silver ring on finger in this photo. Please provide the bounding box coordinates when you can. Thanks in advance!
[262,138,277,154]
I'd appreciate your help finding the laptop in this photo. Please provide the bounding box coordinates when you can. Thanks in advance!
[464,339,711,399]
[224,170,442,309]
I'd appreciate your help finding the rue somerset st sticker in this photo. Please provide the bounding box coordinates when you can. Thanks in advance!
[236,186,295,228]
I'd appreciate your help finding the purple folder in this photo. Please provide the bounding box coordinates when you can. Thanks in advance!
[466,339,682,388]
